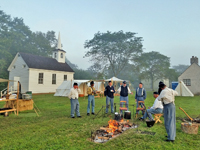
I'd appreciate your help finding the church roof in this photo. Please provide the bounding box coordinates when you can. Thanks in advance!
[19,52,74,72]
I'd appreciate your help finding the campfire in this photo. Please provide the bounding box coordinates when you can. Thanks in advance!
[91,119,137,143]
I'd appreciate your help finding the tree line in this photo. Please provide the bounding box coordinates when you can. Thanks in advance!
[83,31,189,89]
[0,9,189,90]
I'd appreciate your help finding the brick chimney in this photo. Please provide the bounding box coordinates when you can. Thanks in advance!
[190,56,198,65]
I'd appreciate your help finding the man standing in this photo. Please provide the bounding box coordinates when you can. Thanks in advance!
[105,81,115,113]
[117,81,133,114]
[158,81,164,94]
[87,81,96,116]
[68,83,81,118]
[135,82,146,114]
[139,92,163,120]
[158,83,178,142]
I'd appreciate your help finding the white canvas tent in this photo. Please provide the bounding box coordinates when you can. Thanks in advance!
[175,81,194,97]
[104,76,134,92]
[93,82,104,92]
[54,80,90,97]
[105,76,124,82]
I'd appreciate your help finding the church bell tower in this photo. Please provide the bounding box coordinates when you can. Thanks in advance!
[52,32,66,63]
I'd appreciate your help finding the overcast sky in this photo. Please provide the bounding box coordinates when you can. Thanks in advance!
[1,0,200,69]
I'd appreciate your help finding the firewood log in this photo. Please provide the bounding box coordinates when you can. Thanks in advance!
[98,137,109,140]
[100,127,112,131]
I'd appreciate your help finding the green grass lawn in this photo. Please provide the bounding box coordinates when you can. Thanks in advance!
[0,92,199,150]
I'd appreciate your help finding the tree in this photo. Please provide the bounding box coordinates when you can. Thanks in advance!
[0,10,57,90]
[65,58,95,80]
[172,64,189,75]
[73,69,94,80]
[84,31,143,77]
[137,51,170,90]
[165,68,179,84]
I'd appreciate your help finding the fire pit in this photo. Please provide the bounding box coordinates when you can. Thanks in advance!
[91,119,138,143]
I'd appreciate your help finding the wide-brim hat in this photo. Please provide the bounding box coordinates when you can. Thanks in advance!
[159,83,166,88]
[90,81,94,85]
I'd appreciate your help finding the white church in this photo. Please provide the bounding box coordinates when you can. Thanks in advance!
[7,33,74,94]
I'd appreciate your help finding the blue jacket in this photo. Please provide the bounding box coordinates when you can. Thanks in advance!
[105,85,115,98]
[135,87,146,100]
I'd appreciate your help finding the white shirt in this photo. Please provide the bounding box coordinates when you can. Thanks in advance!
[151,97,163,109]
[68,88,81,99]
[117,86,132,94]
[157,87,178,105]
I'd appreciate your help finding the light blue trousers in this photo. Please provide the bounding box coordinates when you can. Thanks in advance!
[164,103,176,140]
[120,96,129,113]
[70,99,80,117]
[87,95,95,113]
[142,108,163,120]
[106,96,114,113]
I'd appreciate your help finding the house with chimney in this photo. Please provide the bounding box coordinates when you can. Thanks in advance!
[7,33,74,94]
[178,56,200,95]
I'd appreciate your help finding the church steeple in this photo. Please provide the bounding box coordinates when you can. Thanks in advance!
[57,32,62,50]
[52,32,66,63]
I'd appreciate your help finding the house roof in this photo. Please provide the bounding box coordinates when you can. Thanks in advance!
[19,52,74,72]
[178,63,200,78]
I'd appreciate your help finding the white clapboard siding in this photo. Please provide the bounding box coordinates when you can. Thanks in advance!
[29,68,74,93]
[8,56,29,93]
[178,63,200,95]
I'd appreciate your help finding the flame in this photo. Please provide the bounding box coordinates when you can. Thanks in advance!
[105,119,130,135]
[106,119,119,133]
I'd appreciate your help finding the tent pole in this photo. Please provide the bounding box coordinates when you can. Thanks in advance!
[180,81,182,96]
[17,81,19,116]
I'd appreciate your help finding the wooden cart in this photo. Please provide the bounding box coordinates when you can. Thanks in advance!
[0,79,20,115]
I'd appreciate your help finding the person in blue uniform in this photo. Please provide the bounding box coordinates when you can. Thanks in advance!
[135,82,146,115]
[117,81,133,114]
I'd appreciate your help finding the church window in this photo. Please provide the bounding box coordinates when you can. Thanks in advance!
[64,75,67,81]
[52,74,56,84]
[38,73,43,84]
